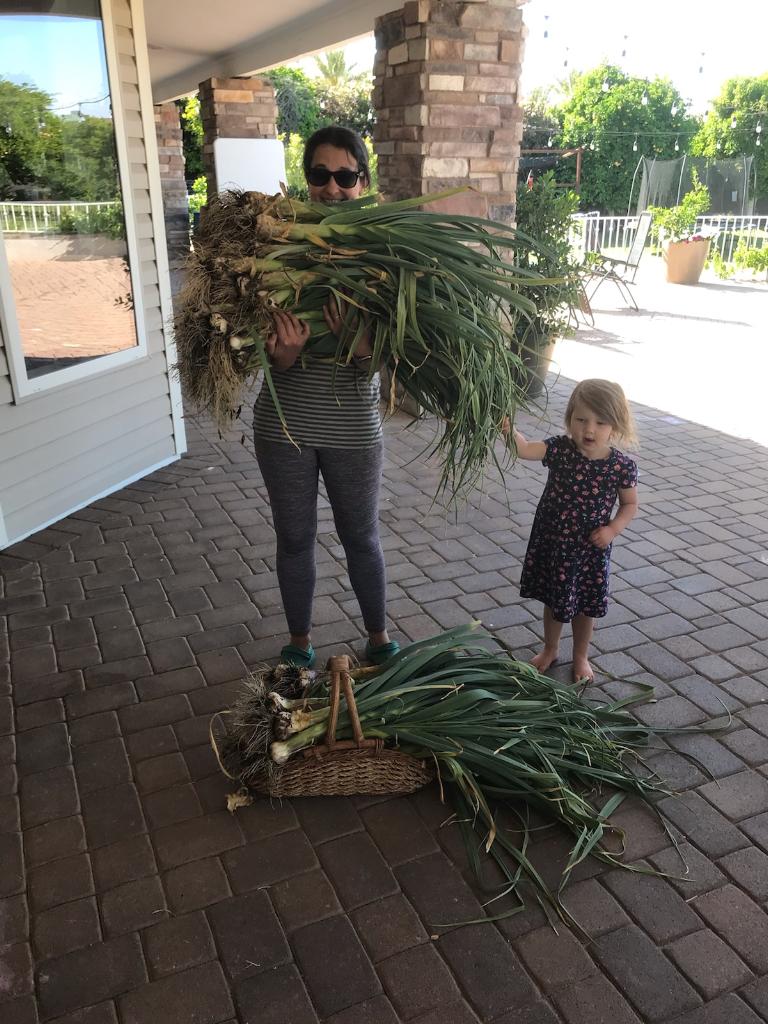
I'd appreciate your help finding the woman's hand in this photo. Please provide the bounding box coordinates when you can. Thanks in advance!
[265,309,310,371]
[323,295,373,359]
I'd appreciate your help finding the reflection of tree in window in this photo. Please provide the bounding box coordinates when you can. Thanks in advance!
[0,0,137,381]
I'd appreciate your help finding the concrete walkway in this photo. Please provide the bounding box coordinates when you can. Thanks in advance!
[557,254,768,448]
[2,274,768,1022]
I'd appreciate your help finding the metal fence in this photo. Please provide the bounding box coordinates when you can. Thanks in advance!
[0,201,119,234]
[696,215,768,262]
[570,212,768,263]
[4,200,765,266]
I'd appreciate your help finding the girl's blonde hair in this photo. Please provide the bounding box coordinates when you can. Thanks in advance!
[565,379,638,448]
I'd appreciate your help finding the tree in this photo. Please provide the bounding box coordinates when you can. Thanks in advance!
[0,78,121,201]
[690,75,768,201]
[521,87,561,150]
[311,50,375,138]
[264,68,321,139]
[177,96,203,182]
[315,82,375,139]
[45,116,120,201]
[0,78,60,197]
[313,51,365,90]
[557,64,697,213]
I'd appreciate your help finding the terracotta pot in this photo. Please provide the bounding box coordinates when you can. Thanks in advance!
[664,238,710,285]
[521,334,557,399]
[379,366,422,417]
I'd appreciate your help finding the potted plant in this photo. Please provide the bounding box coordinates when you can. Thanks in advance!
[514,172,583,398]
[648,171,718,285]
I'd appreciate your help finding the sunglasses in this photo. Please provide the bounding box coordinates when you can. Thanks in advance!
[306,167,365,188]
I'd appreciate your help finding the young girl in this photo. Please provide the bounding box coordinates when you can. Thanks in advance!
[508,379,639,683]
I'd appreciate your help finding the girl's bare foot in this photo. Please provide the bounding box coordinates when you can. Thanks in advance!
[531,647,559,673]
[572,657,594,684]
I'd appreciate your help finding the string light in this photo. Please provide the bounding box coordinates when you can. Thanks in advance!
[641,90,649,106]
[563,46,569,68]
[522,99,768,150]
[621,35,628,58]
[602,79,610,92]
[543,14,549,38]
[698,51,706,74]
[523,121,761,140]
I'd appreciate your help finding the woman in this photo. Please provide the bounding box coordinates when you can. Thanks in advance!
[253,126,399,669]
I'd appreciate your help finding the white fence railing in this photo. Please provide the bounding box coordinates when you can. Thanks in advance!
[0,200,118,234]
[570,212,768,263]
[570,213,637,257]
[696,215,768,262]
[4,200,764,265]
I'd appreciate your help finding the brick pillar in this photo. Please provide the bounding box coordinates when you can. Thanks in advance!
[198,77,278,196]
[373,0,526,223]
[154,102,190,268]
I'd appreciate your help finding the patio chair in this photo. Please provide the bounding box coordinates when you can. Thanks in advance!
[586,211,652,311]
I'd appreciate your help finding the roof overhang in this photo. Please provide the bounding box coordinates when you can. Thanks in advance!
[146,0,396,103]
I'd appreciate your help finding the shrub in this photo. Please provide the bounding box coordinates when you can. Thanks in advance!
[58,202,125,239]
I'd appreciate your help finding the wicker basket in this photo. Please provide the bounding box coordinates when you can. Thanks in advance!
[245,654,434,798]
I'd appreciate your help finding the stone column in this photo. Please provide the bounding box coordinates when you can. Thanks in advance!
[373,0,526,223]
[153,102,190,268]
[198,77,278,196]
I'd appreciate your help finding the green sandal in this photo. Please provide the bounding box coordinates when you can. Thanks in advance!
[279,643,316,668]
[365,639,401,666]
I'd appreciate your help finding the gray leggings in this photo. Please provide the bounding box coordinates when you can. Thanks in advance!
[254,437,387,637]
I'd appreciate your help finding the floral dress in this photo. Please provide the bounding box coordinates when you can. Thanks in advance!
[520,435,638,622]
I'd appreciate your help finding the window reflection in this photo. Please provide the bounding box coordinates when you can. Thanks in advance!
[0,0,137,380]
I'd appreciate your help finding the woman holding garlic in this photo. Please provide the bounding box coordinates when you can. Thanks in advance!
[252,126,399,671]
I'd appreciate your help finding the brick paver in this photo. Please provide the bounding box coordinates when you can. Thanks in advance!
[3,365,768,1022]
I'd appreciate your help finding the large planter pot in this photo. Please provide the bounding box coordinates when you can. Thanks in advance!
[379,366,422,417]
[520,334,557,400]
[664,238,710,285]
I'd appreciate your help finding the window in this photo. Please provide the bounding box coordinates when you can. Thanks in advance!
[0,0,145,397]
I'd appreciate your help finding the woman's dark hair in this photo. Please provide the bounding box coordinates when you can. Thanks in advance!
[303,126,370,186]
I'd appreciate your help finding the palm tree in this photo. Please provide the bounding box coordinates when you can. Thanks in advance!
[313,51,364,90]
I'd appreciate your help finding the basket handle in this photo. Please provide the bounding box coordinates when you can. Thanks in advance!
[323,654,378,751]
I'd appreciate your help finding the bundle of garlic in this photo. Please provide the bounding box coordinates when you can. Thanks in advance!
[174,187,564,497]
[213,624,721,930]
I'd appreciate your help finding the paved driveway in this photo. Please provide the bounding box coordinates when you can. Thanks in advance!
[2,340,768,1022]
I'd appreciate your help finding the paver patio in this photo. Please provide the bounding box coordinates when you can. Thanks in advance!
[2,268,768,1023]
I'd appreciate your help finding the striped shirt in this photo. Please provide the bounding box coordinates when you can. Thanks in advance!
[253,359,382,449]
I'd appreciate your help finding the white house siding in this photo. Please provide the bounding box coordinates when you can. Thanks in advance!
[0,0,184,548]
[0,343,10,406]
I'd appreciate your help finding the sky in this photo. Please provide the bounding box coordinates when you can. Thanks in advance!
[299,0,767,115]
[0,14,111,118]
[519,0,767,113]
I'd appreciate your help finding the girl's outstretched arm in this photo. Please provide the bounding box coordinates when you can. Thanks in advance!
[502,419,547,461]
[590,485,639,549]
